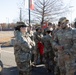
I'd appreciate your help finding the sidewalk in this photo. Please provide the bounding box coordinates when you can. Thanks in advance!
[1,65,54,75]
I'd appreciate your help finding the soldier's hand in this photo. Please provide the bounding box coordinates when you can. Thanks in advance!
[30,42,34,46]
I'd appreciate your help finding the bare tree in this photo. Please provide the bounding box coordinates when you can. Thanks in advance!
[31,0,69,25]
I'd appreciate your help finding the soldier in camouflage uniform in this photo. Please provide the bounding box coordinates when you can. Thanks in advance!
[42,28,55,73]
[27,26,35,63]
[52,22,61,75]
[34,27,43,64]
[53,17,76,75]
[14,22,35,75]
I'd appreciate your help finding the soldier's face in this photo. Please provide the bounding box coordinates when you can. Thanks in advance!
[61,22,68,29]
[20,27,27,33]
[38,29,42,33]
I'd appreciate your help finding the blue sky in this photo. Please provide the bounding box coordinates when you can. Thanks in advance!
[0,0,20,23]
[0,0,76,23]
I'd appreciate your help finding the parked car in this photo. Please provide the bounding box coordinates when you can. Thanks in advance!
[0,60,3,74]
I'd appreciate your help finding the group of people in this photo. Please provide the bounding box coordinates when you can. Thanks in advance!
[14,17,76,75]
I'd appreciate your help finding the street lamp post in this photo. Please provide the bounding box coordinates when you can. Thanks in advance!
[28,0,31,26]
[20,8,22,22]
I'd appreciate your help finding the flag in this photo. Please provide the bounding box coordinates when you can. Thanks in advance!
[30,0,34,10]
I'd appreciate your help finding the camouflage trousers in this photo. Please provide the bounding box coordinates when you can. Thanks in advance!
[58,51,76,75]
[44,51,55,72]
[16,61,32,75]
[58,52,66,75]
[15,52,32,75]
[34,48,44,64]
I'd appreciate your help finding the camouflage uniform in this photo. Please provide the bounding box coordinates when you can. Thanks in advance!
[53,17,76,75]
[14,29,35,75]
[52,25,61,75]
[27,30,34,40]
[42,28,55,72]
[26,29,35,62]
[34,27,43,64]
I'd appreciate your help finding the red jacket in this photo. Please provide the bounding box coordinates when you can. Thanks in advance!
[38,42,44,55]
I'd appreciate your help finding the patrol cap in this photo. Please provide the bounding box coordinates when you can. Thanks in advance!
[16,21,27,27]
[59,17,69,23]
[15,21,27,31]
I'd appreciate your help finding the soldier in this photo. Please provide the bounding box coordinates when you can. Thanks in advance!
[52,22,61,75]
[42,28,55,73]
[53,17,76,75]
[27,26,35,63]
[14,22,35,75]
[34,27,44,64]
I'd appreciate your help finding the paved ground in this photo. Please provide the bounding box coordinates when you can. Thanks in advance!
[0,47,54,75]
[1,47,16,67]
[0,31,14,43]
[1,47,76,75]
[1,66,54,75]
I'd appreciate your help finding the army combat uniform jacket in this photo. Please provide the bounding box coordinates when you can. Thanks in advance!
[14,30,35,72]
[53,28,76,75]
